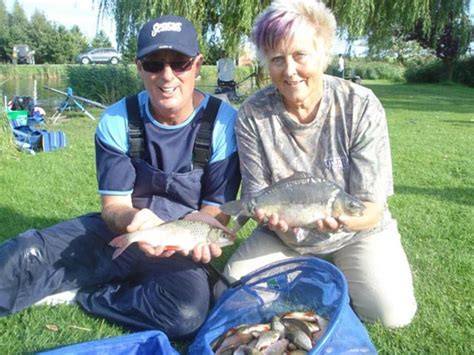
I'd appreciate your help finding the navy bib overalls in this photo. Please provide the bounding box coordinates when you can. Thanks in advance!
[0,95,223,339]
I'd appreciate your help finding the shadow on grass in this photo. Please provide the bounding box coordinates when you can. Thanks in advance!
[440,120,474,127]
[364,82,473,114]
[394,186,474,206]
[0,206,63,241]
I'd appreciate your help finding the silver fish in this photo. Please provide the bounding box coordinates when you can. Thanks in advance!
[215,332,253,354]
[284,325,313,352]
[109,212,235,259]
[254,330,281,351]
[221,172,365,229]
[262,339,289,355]
[234,345,263,355]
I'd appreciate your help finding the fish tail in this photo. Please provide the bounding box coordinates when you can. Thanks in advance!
[231,215,250,233]
[109,234,131,260]
[220,200,246,216]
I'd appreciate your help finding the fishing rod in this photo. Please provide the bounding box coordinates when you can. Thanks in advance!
[43,86,107,109]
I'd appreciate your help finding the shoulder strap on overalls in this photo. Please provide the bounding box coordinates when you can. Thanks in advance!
[193,95,222,169]
[125,94,145,159]
[125,94,223,167]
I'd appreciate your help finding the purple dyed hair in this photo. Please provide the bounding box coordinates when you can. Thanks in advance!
[251,0,336,69]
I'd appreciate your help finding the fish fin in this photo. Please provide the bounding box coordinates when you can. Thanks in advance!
[109,234,131,260]
[184,211,225,229]
[270,172,315,187]
[231,215,250,233]
[184,211,236,239]
[220,200,246,216]
[109,234,128,248]
[112,248,125,260]
[164,245,181,251]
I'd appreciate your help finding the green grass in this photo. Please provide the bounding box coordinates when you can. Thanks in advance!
[0,81,473,354]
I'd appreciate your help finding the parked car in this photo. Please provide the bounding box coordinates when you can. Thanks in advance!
[12,44,35,65]
[76,48,122,65]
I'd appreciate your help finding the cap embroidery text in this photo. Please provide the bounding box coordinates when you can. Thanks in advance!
[151,22,182,37]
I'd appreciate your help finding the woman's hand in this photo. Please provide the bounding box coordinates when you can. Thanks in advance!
[253,201,383,234]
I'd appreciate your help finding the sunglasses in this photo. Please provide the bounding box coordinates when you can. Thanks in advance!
[141,57,196,74]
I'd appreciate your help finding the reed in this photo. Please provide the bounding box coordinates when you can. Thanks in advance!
[0,64,69,80]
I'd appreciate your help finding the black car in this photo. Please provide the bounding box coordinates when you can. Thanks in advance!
[76,48,122,65]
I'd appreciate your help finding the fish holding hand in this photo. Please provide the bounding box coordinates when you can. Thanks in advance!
[109,211,235,260]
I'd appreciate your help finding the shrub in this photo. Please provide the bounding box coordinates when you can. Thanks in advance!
[453,57,474,87]
[326,60,405,81]
[405,58,474,86]
[405,61,447,83]
[67,64,256,105]
[67,65,143,105]
[0,109,17,159]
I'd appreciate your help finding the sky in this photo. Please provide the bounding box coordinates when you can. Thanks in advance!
[5,0,117,46]
[5,0,474,53]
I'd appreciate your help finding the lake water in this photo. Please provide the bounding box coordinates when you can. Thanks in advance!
[1,77,68,114]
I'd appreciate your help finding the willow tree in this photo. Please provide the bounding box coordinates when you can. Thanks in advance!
[97,0,470,81]
[96,0,271,62]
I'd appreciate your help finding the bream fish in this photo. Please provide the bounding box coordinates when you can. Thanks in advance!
[221,172,365,229]
[109,211,235,259]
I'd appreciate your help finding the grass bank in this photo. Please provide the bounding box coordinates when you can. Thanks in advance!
[0,81,472,353]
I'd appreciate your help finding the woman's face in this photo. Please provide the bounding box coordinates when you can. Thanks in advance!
[266,28,325,108]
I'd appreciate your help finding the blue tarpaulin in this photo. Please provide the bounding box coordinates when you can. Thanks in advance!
[38,330,179,355]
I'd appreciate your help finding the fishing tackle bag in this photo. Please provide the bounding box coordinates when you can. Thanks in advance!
[7,108,67,153]
[37,330,179,355]
[189,257,377,354]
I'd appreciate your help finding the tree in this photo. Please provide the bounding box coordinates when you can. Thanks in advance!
[91,30,113,48]
[96,0,470,82]
[0,0,10,62]
[69,25,89,56]
[28,10,56,64]
[96,0,271,59]
[8,0,29,47]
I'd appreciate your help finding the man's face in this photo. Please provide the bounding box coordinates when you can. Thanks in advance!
[136,49,202,123]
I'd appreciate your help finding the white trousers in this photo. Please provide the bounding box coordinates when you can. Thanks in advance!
[218,220,417,328]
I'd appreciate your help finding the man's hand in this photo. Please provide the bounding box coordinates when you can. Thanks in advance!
[135,205,229,262]
[137,242,176,258]
[188,242,222,263]
[136,242,222,263]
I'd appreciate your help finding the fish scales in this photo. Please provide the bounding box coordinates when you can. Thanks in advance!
[221,173,365,229]
[109,213,235,259]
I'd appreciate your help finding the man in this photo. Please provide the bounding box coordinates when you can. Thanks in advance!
[215,51,237,98]
[337,53,345,78]
[0,15,240,340]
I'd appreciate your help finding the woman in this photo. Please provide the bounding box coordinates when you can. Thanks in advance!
[220,0,417,328]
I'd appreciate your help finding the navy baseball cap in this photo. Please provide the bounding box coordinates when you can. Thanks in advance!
[136,15,199,59]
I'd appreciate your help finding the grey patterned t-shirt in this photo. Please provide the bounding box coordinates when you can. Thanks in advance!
[236,75,395,254]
